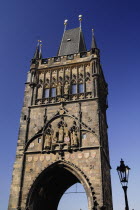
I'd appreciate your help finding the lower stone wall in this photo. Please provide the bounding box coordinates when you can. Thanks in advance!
[20,149,103,209]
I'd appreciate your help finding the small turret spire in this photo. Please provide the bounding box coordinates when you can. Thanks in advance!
[33,40,42,59]
[78,15,82,29]
[39,42,42,58]
[91,29,97,49]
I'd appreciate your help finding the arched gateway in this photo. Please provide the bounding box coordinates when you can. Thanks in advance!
[26,161,94,210]
[8,18,113,210]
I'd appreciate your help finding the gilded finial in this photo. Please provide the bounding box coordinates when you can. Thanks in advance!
[92,29,94,36]
[78,15,83,28]
[37,40,42,47]
[64,19,68,31]
[38,40,42,43]
[38,40,42,59]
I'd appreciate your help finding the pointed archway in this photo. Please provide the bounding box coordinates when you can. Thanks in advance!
[26,161,95,210]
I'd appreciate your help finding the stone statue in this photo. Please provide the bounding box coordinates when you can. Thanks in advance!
[57,83,61,95]
[64,126,70,147]
[70,121,79,147]
[44,124,53,149]
[71,131,78,146]
[51,131,58,150]
[44,134,51,149]
[58,126,64,143]
[64,82,69,95]
[52,131,57,144]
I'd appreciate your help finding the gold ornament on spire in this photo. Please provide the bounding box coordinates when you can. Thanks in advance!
[64,19,68,31]
[64,19,68,25]
[78,15,83,28]
[92,29,94,36]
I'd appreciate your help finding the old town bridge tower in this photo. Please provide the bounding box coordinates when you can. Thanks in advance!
[8,17,113,210]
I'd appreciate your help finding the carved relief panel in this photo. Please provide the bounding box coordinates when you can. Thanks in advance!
[43,119,79,152]
[26,105,97,154]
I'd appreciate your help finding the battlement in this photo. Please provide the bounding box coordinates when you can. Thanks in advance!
[30,50,99,70]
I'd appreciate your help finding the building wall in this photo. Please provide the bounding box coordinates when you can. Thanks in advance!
[8,51,113,210]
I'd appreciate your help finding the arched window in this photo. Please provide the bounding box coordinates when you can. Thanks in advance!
[51,87,56,97]
[72,84,77,94]
[44,88,49,98]
[78,83,84,93]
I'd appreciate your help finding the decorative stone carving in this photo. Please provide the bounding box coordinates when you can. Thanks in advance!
[43,119,80,151]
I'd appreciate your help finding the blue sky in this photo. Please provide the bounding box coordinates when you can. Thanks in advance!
[0,0,140,209]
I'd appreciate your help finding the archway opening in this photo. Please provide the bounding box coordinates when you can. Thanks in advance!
[27,162,89,210]
[58,183,88,210]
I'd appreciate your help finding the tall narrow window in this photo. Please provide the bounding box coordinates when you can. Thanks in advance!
[72,84,77,94]
[44,88,49,98]
[78,83,84,93]
[51,87,56,97]
[82,133,86,140]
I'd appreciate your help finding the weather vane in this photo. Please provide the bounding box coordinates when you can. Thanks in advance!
[78,15,83,28]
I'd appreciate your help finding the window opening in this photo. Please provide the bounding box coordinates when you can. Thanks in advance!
[51,87,56,97]
[82,133,86,139]
[24,115,27,120]
[44,88,49,98]
[79,83,84,93]
[72,84,77,94]
[38,138,41,143]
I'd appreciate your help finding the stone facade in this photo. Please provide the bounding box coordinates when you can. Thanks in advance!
[8,36,113,209]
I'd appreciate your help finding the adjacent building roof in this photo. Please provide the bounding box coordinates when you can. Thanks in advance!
[57,27,86,56]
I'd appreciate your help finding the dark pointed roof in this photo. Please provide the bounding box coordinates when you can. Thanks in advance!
[57,27,86,56]
[91,29,97,49]
[33,41,42,59]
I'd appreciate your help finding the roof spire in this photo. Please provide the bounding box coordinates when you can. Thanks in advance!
[78,15,82,29]
[33,40,42,59]
[39,42,42,58]
[64,19,68,31]
[91,29,97,49]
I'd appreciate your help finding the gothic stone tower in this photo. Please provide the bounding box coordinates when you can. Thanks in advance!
[8,21,113,210]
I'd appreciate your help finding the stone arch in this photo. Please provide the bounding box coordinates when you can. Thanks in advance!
[26,160,97,210]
